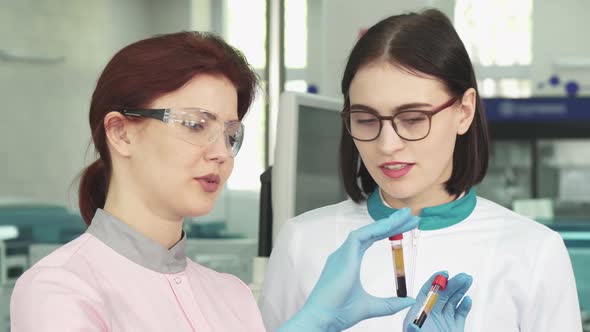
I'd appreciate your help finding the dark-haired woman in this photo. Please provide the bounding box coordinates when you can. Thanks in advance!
[260,9,581,332]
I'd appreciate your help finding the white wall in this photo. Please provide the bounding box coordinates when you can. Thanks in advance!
[0,0,136,208]
[306,0,454,98]
[0,0,196,209]
[532,0,590,96]
[147,0,193,36]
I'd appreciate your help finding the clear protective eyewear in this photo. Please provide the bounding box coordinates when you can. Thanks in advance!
[341,98,457,142]
[120,107,244,157]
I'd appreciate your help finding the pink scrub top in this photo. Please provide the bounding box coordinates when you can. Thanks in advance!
[10,209,266,331]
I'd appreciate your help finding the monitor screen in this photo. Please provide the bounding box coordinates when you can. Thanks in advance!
[271,92,347,241]
[295,105,347,215]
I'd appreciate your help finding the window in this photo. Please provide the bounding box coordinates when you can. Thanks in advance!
[455,0,533,97]
[284,0,307,69]
[224,0,267,69]
[223,0,267,190]
[478,78,532,98]
[221,0,309,188]
[455,0,532,66]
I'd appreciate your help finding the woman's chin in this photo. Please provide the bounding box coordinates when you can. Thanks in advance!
[177,200,215,218]
[380,183,422,202]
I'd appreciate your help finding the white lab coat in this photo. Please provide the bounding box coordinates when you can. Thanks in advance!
[259,196,582,331]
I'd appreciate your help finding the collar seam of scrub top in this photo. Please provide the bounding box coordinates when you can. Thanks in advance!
[367,188,477,230]
[87,209,187,274]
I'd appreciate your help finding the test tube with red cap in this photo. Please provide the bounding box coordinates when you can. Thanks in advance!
[413,274,448,328]
[389,233,406,297]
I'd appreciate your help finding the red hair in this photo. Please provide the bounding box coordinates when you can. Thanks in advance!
[79,31,258,225]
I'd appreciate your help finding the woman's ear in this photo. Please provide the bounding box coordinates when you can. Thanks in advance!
[457,88,477,135]
[104,112,133,157]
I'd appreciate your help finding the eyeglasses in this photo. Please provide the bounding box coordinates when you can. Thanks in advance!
[119,107,244,157]
[341,98,457,142]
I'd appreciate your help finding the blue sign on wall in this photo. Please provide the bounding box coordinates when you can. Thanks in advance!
[483,97,590,122]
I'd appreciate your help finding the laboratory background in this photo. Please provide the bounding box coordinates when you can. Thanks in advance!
[0,0,589,330]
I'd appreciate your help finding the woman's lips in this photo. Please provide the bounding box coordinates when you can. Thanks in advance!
[195,174,220,192]
[380,163,414,179]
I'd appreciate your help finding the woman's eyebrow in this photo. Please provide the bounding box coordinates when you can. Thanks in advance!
[392,102,433,111]
[349,102,433,113]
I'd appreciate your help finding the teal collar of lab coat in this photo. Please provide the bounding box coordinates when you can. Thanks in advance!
[367,188,476,230]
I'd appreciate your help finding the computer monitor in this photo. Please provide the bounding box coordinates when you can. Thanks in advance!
[271,92,348,241]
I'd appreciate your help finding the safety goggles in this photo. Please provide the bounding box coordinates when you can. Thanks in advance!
[120,107,244,157]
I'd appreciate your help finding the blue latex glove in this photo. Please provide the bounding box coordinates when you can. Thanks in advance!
[278,208,420,332]
[404,271,473,332]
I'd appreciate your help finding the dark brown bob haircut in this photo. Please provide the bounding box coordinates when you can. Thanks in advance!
[340,9,489,202]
